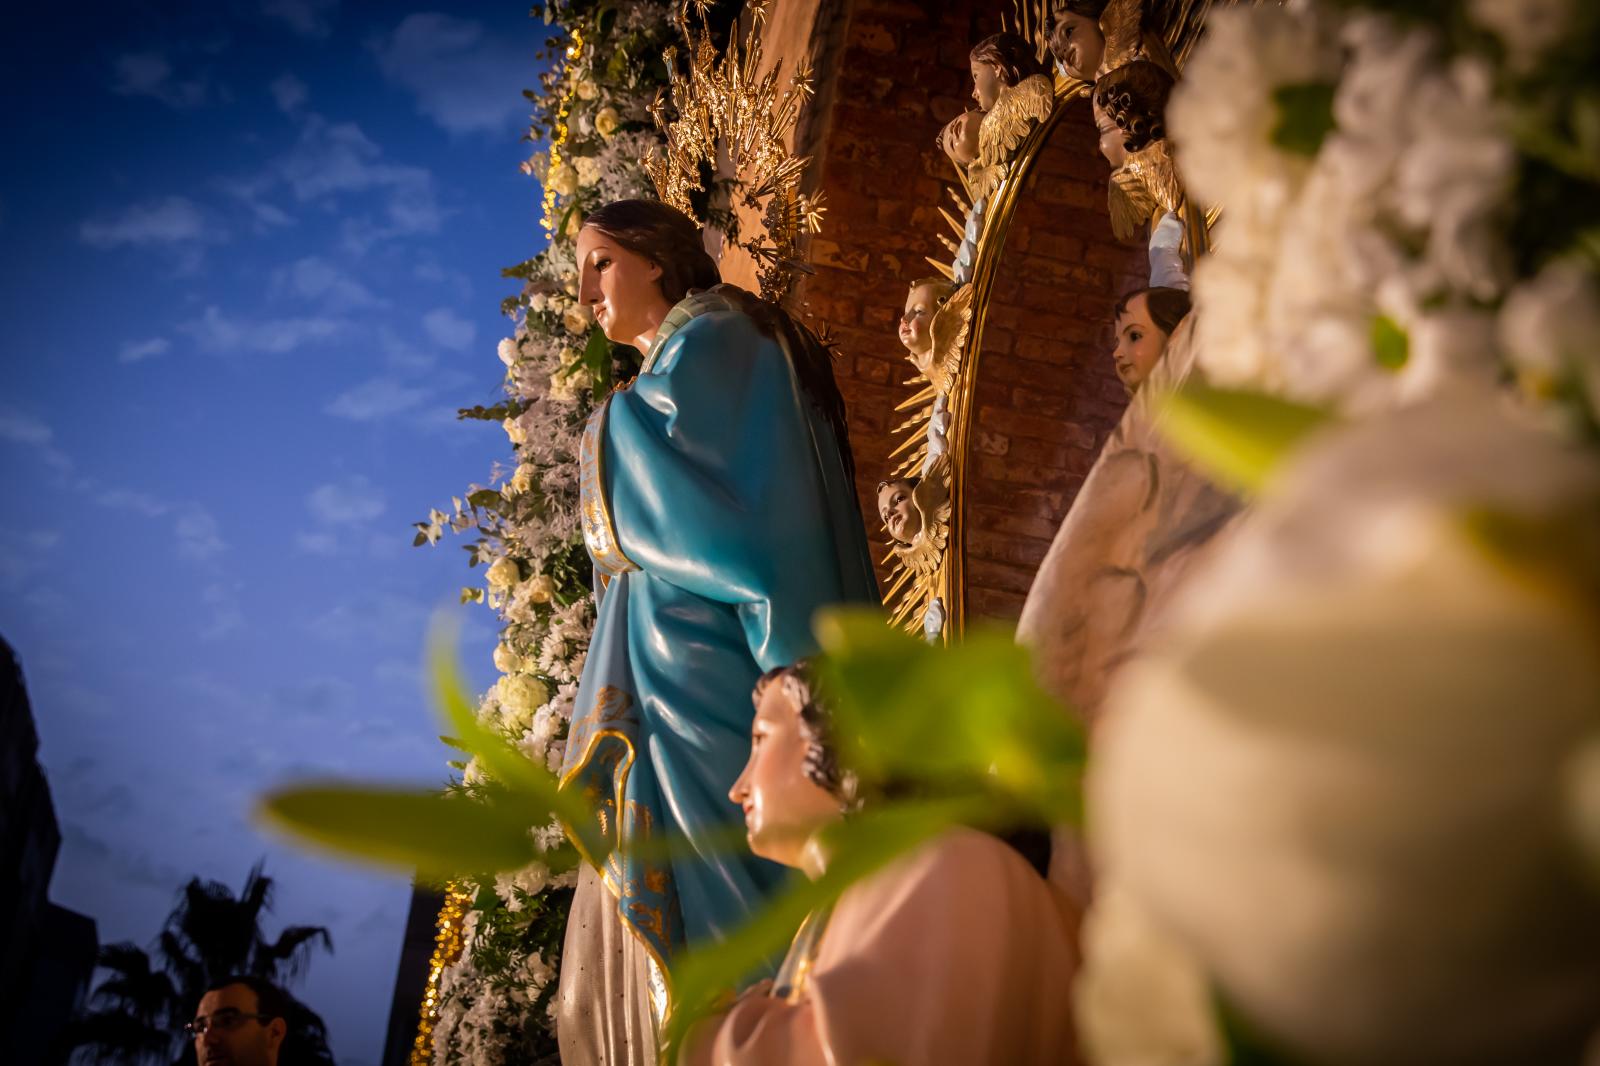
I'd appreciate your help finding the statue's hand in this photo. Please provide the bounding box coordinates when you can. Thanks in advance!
[922,596,946,641]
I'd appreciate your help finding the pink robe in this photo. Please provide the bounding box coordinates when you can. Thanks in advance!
[683,827,1081,1066]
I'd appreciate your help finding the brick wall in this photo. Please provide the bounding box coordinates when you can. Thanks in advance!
[784,0,1146,621]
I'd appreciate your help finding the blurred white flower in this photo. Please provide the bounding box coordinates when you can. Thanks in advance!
[484,556,520,590]
[574,78,598,101]
[574,154,602,188]
[492,641,525,675]
[1499,260,1600,411]
[595,106,620,138]
[502,416,528,446]
[562,305,591,336]
[527,573,557,604]
[497,674,550,731]
[497,337,518,368]
[547,161,578,197]
[1470,0,1575,69]
[1092,389,1600,1065]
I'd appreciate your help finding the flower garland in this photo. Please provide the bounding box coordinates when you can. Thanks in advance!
[412,2,676,1061]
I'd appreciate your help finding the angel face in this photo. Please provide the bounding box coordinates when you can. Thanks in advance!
[1093,96,1127,168]
[971,58,1005,111]
[941,109,983,169]
[729,678,843,870]
[576,223,670,351]
[899,281,945,359]
[877,478,922,547]
[1113,291,1169,390]
[1048,8,1105,81]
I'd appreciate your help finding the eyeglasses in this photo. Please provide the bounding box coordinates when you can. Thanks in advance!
[184,1009,273,1037]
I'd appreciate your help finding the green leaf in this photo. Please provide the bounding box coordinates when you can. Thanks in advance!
[256,784,546,880]
[1157,383,1335,496]
[1270,82,1338,157]
[1371,314,1409,370]
[427,614,608,860]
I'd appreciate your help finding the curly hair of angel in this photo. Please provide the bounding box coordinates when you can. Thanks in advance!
[752,661,856,805]
[1094,60,1174,153]
[1116,285,1191,335]
[969,32,1052,88]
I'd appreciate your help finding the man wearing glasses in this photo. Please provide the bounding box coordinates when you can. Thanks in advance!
[185,975,289,1066]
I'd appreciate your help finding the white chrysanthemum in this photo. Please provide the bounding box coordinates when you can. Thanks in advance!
[1499,260,1600,412]
[1092,389,1600,1064]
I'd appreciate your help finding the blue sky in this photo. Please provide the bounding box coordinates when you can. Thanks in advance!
[0,3,553,1062]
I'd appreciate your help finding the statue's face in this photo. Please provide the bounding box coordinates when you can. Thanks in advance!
[878,480,922,546]
[1093,96,1127,168]
[1049,8,1105,81]
[576,224,669,349]
[940,109,983,168]
[971,58,1005,111]
[1113,291,1170,390]
[899,281,943,357]
[728,681,842,869]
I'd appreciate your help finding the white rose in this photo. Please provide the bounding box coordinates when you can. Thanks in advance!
[502,416,528,445]
[496,337,518,368]
[548,372,581,405]
[547,162,578,197]
[497,674,550,727]
[574,154,602,188]
[563,305,591,336]
[595,106,620,138]
[492,641,525,675]
[529,293,549,313]
[527,573,556,604]
[1498,260,1600,408]
[508,463,536,495]
[574,79,598,101]
[1091,388,1600,1065]
[484,556,520,590]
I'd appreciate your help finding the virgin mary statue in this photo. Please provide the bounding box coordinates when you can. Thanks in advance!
[555,199,880,1064]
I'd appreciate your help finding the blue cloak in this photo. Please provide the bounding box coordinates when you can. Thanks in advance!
[561,291,879,1001]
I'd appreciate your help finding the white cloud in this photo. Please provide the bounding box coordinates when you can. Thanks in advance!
[307,475,386,525]
[118,337,170,364]
[370,13,533,136]
[295,531,339,555]
[273,116,442,249]
[270,72,309,113]
[200,580,245,639]
[0,409,53,447]
[180,305,342,355]
[262,0,338,38]
[80,196,214,249]
[275,255,383,311]
[422,307,475,351]
[111,51,211,109]
[175,504,225,561]
[324,377,429,421]
[98,488,169,517]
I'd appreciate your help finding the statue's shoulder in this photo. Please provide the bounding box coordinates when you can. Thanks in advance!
[643,289,771,373]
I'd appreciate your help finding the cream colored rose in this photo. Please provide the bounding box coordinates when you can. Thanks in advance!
[527,574,556,604]
[562,305,590,336]
[496,674,550,732]
[497,337,518,368]
[547,162,578,197]
[1090,389,1600,1065]
[492,641,525,675]
[508,463,536,496]
[484,556,520,590]
[574,155,601,188]
[574,79,598,101]
[595,106,620,138]
[502,416,528,446]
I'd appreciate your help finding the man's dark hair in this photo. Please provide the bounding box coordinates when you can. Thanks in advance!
[204,974,290,1020]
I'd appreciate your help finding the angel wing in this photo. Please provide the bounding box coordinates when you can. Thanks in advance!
[1107,142,1181,242]
[926,283,975,394]
[970,74,1056,200]
[1098,0,1147,75]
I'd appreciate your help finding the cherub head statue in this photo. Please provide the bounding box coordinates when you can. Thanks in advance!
[876,475,922,548]
[730,661,856,870]
[969,33,1052,111]
[899,276,956,365]
[1112,285,1190,391]
[577,199,721,350]
[1046,0,1109,81]
[940,109,984,171]
[1092,60,1173,168]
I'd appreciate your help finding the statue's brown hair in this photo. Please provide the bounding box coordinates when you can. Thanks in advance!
[1116,285,1191,336]
[580,198,721,305]
[1094,60,1174,153]
[969,33,1051,89]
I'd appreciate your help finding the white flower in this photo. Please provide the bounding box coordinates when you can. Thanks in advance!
[1470,0,1575,69]
[1075,885,1223,1066]
[547,161,578,197]
[508,463,536,496]
[562,305,591,336]
[595,106,620,138]
[574,78,598,101]
[1092,389,1600,1064]
[529,292,550,314]
[496,674,550,733]
[502,416,528,445]
[527,573,556,604]
[497,337,518,368]
[484,556,520,590]
[492,641,525,675]
[1499,260,1600,411]
[574,154,602,189]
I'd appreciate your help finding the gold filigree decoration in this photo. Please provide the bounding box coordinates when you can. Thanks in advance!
[646,0,824,301]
